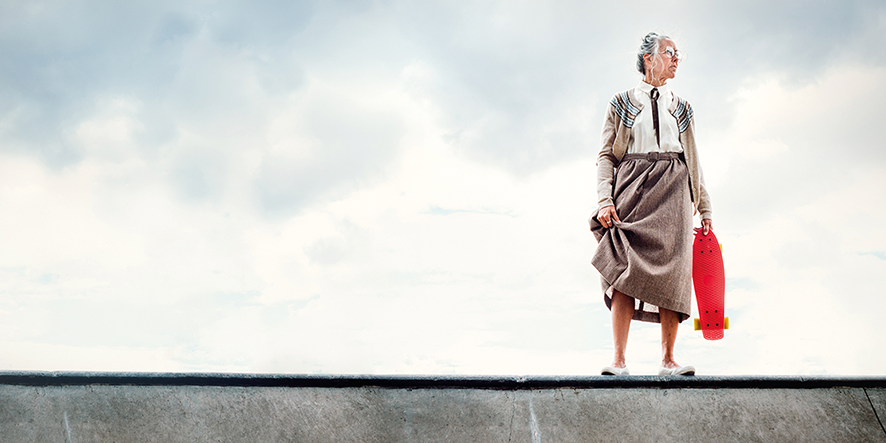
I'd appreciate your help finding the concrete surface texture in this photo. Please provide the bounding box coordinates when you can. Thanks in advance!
[0,373,884,442]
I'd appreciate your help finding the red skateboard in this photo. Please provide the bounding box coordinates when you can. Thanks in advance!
[692,229,728,340]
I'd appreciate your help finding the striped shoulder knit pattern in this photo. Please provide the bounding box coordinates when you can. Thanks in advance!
[610,91,640,129]
[672,96,693,133]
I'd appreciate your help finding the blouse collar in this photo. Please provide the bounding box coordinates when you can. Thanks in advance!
[637,80,670,99]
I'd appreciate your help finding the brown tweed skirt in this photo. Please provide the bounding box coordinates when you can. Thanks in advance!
[591,152,693,323]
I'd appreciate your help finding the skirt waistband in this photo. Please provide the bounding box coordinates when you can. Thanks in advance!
[622,152,684,161]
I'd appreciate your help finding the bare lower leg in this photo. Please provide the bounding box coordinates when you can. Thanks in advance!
[660,307,681,368]
[611,290,634,368]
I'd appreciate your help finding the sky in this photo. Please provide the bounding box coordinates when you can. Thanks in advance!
[0,0,884,376]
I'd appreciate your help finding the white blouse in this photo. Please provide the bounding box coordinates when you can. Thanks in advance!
[629,81,683,154]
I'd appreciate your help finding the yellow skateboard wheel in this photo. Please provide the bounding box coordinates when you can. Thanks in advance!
[694,318,701,330]
[725,317,729,329]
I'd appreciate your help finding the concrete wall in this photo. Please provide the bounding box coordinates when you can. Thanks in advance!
[1,373,884,443]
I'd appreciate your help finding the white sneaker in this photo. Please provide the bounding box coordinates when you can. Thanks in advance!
[601,366,630,376]
[658,364,696,376]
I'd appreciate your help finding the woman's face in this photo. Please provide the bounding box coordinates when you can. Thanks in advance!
[646,39,679,81]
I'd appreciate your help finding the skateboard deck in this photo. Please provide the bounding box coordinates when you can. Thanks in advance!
[692,229,728,340]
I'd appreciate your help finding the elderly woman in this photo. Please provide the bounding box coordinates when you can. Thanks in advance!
[590,32,713,376]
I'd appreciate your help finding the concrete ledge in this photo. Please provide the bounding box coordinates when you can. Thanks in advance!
[2,372,885,442]
[1,371,885,389]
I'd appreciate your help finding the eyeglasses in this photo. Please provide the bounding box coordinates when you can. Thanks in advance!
[659,47,682,61]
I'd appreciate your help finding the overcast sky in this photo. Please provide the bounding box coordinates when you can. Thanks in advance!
[0,0,883,376]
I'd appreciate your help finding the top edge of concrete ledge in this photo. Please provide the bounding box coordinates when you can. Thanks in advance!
[0,372,884,389]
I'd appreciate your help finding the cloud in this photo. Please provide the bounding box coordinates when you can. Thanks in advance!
[0,1,189,166]
[395,2,610,176]
[701,64,886,228]
[204,0,314,47]
[254,82,404,218]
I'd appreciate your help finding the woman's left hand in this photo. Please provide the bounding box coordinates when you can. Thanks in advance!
[699,219,713,235]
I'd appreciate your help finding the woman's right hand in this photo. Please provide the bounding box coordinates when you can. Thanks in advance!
[596,205,620,229]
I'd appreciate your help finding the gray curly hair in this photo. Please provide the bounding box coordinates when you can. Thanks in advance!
[636,32,671,75]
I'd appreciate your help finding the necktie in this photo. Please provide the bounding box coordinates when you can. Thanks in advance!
[650,88,660,148]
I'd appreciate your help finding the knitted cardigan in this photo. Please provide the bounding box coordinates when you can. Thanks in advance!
[595,87,713,220]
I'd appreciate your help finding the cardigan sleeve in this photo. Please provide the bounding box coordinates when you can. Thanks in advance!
[595,101,619,213]
[696,172,713,220]
[686,114,713,220]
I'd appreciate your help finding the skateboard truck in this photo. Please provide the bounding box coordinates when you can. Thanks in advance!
[694,316,729,330]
